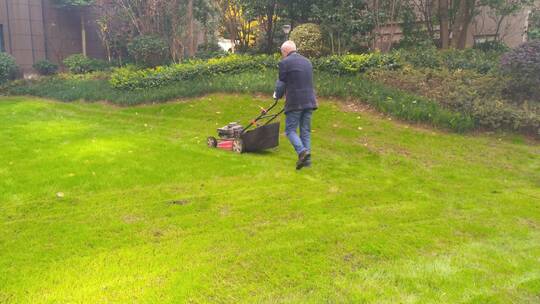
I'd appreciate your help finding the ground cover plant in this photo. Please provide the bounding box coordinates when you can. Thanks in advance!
[0,94,539,303]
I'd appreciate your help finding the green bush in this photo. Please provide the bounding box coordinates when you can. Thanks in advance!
[196,42,228,59]
[397,47,499,74]
[473,41,509,53]
[63,54,107,74]
[110,53,401,90]
[501,41,540,101]
[127,35,170,67]
[32,59,58,75]
[0,52,18,84]
[289,23,324,58]
[366,67,540,135]
[314,53,401,74]
[398,47,441,69]
[110,54,279,90]
[440,48,499,74]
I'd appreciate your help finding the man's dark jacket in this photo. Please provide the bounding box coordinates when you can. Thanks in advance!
[274,52,318,113]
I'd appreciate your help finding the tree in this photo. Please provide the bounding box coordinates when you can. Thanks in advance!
[93,0,218,62]
[440,0,450,48]
[52,0,94,57]
[312,0,373,54]
[244,0,281,53]
[217,0,257,51]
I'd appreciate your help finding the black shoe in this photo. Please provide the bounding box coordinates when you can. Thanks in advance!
[304,155,312,168]
[296,150,311,170]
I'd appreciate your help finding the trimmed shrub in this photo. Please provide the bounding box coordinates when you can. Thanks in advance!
[110,54,279,90]
[110,53,400,90]
[127,35,170,67]
[289,23,324,58]
[501,41,540,101]
[33,59,58,75]
[63,54,107,74]
[0,52,18,84]
[314,53,401,74]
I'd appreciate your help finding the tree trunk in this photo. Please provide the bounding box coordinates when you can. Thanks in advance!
[265,3,276,53]
[187,0,195,57]
[81,12,87,57]
[439,0,449,48]
[451,0,475,49]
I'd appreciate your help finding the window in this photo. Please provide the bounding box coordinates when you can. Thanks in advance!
[0,24,5,52]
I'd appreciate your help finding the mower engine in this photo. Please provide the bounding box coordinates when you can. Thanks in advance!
[217,122,243,139]
[207,122,245,153]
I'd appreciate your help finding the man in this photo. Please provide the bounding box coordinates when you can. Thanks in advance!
[273,41,318,170]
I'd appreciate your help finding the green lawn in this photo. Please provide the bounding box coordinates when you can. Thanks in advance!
[0,94,539,303]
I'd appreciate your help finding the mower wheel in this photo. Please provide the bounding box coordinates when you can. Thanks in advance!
[232,139,244,153]
[207,136,218,148]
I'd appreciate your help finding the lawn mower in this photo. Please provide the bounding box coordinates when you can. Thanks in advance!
[207,98,284,153]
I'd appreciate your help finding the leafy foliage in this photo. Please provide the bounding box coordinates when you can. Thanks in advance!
[0,52,18,84]
[109,54,279,90]
[529,8,540,41]
[473,41,509,53]
[367,67,540,135]
[32,60,59,76]
[313,53,401,74]
[52,0,93,8]
[195,42,228,59]
[311,0,374,54]
[397,47,500,74]
[127,35,170,68]
[289,23,324,58]
[109,53,400,90]
[63,54,108,74]
[501,41,540,100]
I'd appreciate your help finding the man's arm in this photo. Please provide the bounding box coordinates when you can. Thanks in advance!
[274,61,287,99]
[274,80,286,100]
[278,61,287,83]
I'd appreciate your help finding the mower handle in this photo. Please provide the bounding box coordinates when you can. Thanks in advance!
[241,98,283,134]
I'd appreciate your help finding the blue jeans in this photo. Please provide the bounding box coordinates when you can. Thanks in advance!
[285,109,313,155]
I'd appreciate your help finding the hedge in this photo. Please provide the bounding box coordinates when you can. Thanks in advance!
[110,53,401,90]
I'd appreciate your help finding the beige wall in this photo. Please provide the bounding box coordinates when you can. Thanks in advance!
[470,5,533,48]
[372,1,538,50]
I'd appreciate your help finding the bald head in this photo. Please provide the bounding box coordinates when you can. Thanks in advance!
[280,41,297,58]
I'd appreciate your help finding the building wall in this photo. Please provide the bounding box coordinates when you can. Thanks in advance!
[372,2,538,50]
[469,6,531,48]
[0,0,46,72]
[42,3,104,65]
[0,0,104,73]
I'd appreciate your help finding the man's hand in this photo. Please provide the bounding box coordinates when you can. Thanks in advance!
[273,92,278,100]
